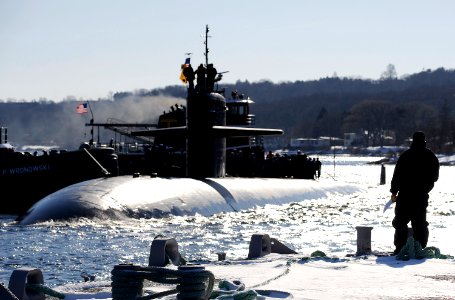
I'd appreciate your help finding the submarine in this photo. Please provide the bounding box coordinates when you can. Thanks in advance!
[17,26,361,225]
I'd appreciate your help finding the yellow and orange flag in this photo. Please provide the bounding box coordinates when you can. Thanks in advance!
[179,57,191,84]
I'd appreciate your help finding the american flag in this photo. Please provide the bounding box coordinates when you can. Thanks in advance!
[76,103,88,114]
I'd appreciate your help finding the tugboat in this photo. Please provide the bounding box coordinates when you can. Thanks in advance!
[0,127,119,215]
[122,91,318,179]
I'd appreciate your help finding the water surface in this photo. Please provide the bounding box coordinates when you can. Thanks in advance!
[1,155,453,286]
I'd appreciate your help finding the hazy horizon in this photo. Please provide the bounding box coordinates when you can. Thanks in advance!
[1,0,455,101]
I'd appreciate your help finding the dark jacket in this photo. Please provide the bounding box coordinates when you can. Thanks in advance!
[390,141,439,199]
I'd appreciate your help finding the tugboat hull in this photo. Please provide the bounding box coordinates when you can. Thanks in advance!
[0,147,118,215]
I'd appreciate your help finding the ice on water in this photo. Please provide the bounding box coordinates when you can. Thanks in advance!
[0,155,454,298]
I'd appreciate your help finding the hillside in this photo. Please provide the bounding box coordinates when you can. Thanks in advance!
[1,68,455,152]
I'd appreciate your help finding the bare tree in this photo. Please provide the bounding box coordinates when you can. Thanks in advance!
[342,100,394,146]
[392,103,437,146]
[380,64,398,80]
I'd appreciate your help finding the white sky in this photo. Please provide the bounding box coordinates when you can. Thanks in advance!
[1,0,455,101]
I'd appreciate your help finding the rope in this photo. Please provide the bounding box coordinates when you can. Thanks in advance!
[297,250,347,264]
[210,251,343,300]
[212,289,258,300]
[249,261,292,290]
[210,279,258,300]
[26,283,66,299]
[111,264,215,300]
[396,237,454,261]
[237,251,329,292]
[82,148,110,176]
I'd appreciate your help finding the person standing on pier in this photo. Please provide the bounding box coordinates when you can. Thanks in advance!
[390,131,439,254]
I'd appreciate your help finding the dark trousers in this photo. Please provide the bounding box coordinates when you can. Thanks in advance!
[392,195,429,251]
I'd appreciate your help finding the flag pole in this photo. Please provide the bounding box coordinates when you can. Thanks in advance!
[86,101,96,146]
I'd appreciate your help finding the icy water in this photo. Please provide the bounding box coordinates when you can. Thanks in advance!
[1,156,454,287]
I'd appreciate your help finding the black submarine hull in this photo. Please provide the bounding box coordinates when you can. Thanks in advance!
[16,175,361,225]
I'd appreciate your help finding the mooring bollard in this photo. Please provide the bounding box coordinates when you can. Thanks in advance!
[111,264,214,300]
[8,268,45,300]
[176,265,211,300]
[380,164,386,185]
[248,234,272,259]
[356,226,373,255]
[111,264,143,300]
[149,237,181,267]
[217,252,226,261]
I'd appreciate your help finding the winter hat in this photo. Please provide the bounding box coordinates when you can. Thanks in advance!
[412,131,426,143]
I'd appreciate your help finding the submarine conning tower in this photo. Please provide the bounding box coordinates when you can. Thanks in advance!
[186,88,227,179]
[131,26,283,179]
[185,26,228,178]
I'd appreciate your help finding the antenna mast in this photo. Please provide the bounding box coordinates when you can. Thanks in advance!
[204,25,210,66]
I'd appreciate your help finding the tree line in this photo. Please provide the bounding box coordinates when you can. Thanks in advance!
[1,67,455,153]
